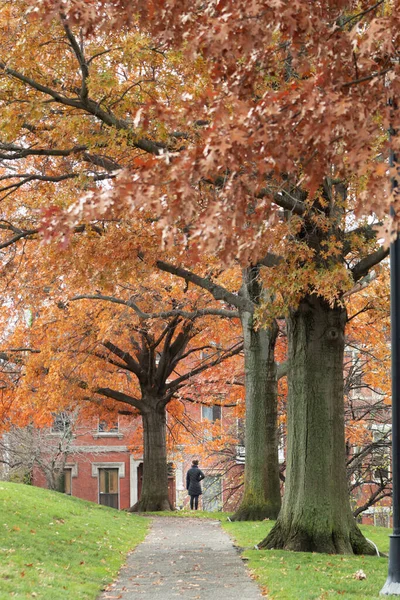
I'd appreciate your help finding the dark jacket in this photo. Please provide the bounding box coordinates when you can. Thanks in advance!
[186,465,205,496]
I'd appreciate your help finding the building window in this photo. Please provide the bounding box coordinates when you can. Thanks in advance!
[201,405,221,441]
[236,417,246,463]
[201,405,221,422]
[51,412,71,433]
[237,417,245,446]
[93,419,123,439]
[372,425,391,483]
[202,474,222,511]
[98,419,119,433]
[373,508,390,528]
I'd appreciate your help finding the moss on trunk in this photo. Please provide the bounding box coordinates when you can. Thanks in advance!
[258,295,374,554]
[231,268,281,522]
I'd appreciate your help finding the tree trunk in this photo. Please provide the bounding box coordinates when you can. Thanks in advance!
[259,295,374,554]
[130,402,172,512]
[231,268,281,521]
[46,468,63,492]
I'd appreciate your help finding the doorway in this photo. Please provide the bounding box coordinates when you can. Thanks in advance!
[99,468,119,508]
[202,475,222,511]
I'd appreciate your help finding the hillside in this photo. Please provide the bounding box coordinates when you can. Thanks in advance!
[0,482,149,599]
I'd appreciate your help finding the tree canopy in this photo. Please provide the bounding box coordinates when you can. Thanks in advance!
[17,0,400,260]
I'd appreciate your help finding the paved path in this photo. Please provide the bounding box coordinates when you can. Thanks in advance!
[99,517,264,600]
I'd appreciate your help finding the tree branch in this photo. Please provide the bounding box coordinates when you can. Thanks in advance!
[94,387,142,411]
[257,185,306,215]
[0,229,39,249]
[351,246,389,281]
[257,252,283,268]
[101,341,141,376]
[342,67,392,88]
[70,293,239,319]
[156,260,253,312]
[165,340,244,395]
[0,60,85,109]
[336,0,385,29]
[0,61,164,156]
[180,395,238,408]
[61,16,89,101]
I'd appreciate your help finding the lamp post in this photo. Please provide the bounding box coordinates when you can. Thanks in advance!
[381,119,400,593]
[381,225,400,595]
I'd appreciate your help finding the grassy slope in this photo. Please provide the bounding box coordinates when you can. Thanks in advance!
[221,520,394,600]
[0,482,149,600]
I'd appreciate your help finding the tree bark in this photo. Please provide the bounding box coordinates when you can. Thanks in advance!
[231,268,281,521]
[46,469,64,492]
[130,401,172,512]
[258,295,374,553]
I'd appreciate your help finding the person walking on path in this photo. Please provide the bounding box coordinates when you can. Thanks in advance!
[186,459,205,510]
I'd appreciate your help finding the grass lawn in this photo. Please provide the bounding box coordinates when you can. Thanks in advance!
[221,519,394,599]
[0,481,149,600]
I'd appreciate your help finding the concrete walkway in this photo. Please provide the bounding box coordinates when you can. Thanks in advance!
[98,517,264,599]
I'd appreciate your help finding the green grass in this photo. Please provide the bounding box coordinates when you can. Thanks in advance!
[221,519,395,599]
[3,487,393,600]
[0,482,149,600]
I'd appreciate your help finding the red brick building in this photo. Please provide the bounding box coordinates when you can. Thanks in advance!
[31,402,247,512]
[29,346,391,521]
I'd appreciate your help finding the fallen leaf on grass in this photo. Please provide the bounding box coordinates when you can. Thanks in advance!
[353,569,367,580]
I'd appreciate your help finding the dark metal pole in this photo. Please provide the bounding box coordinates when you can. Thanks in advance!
[381,125,400,593]
[381,228,400,595]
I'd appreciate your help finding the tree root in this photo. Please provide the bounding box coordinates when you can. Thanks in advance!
[127,496,172,512]
[258,520,376,555]
[231,503,279,522]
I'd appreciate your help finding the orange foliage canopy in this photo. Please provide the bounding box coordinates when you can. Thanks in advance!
[0,218,244,459]
[20,0,400,260]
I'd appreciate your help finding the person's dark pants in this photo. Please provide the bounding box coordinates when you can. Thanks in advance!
[190,495,199,510]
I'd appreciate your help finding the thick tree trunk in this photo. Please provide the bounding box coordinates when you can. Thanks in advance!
[130,402,172,512]
[259,295,374,554]
[231,268,281,521]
